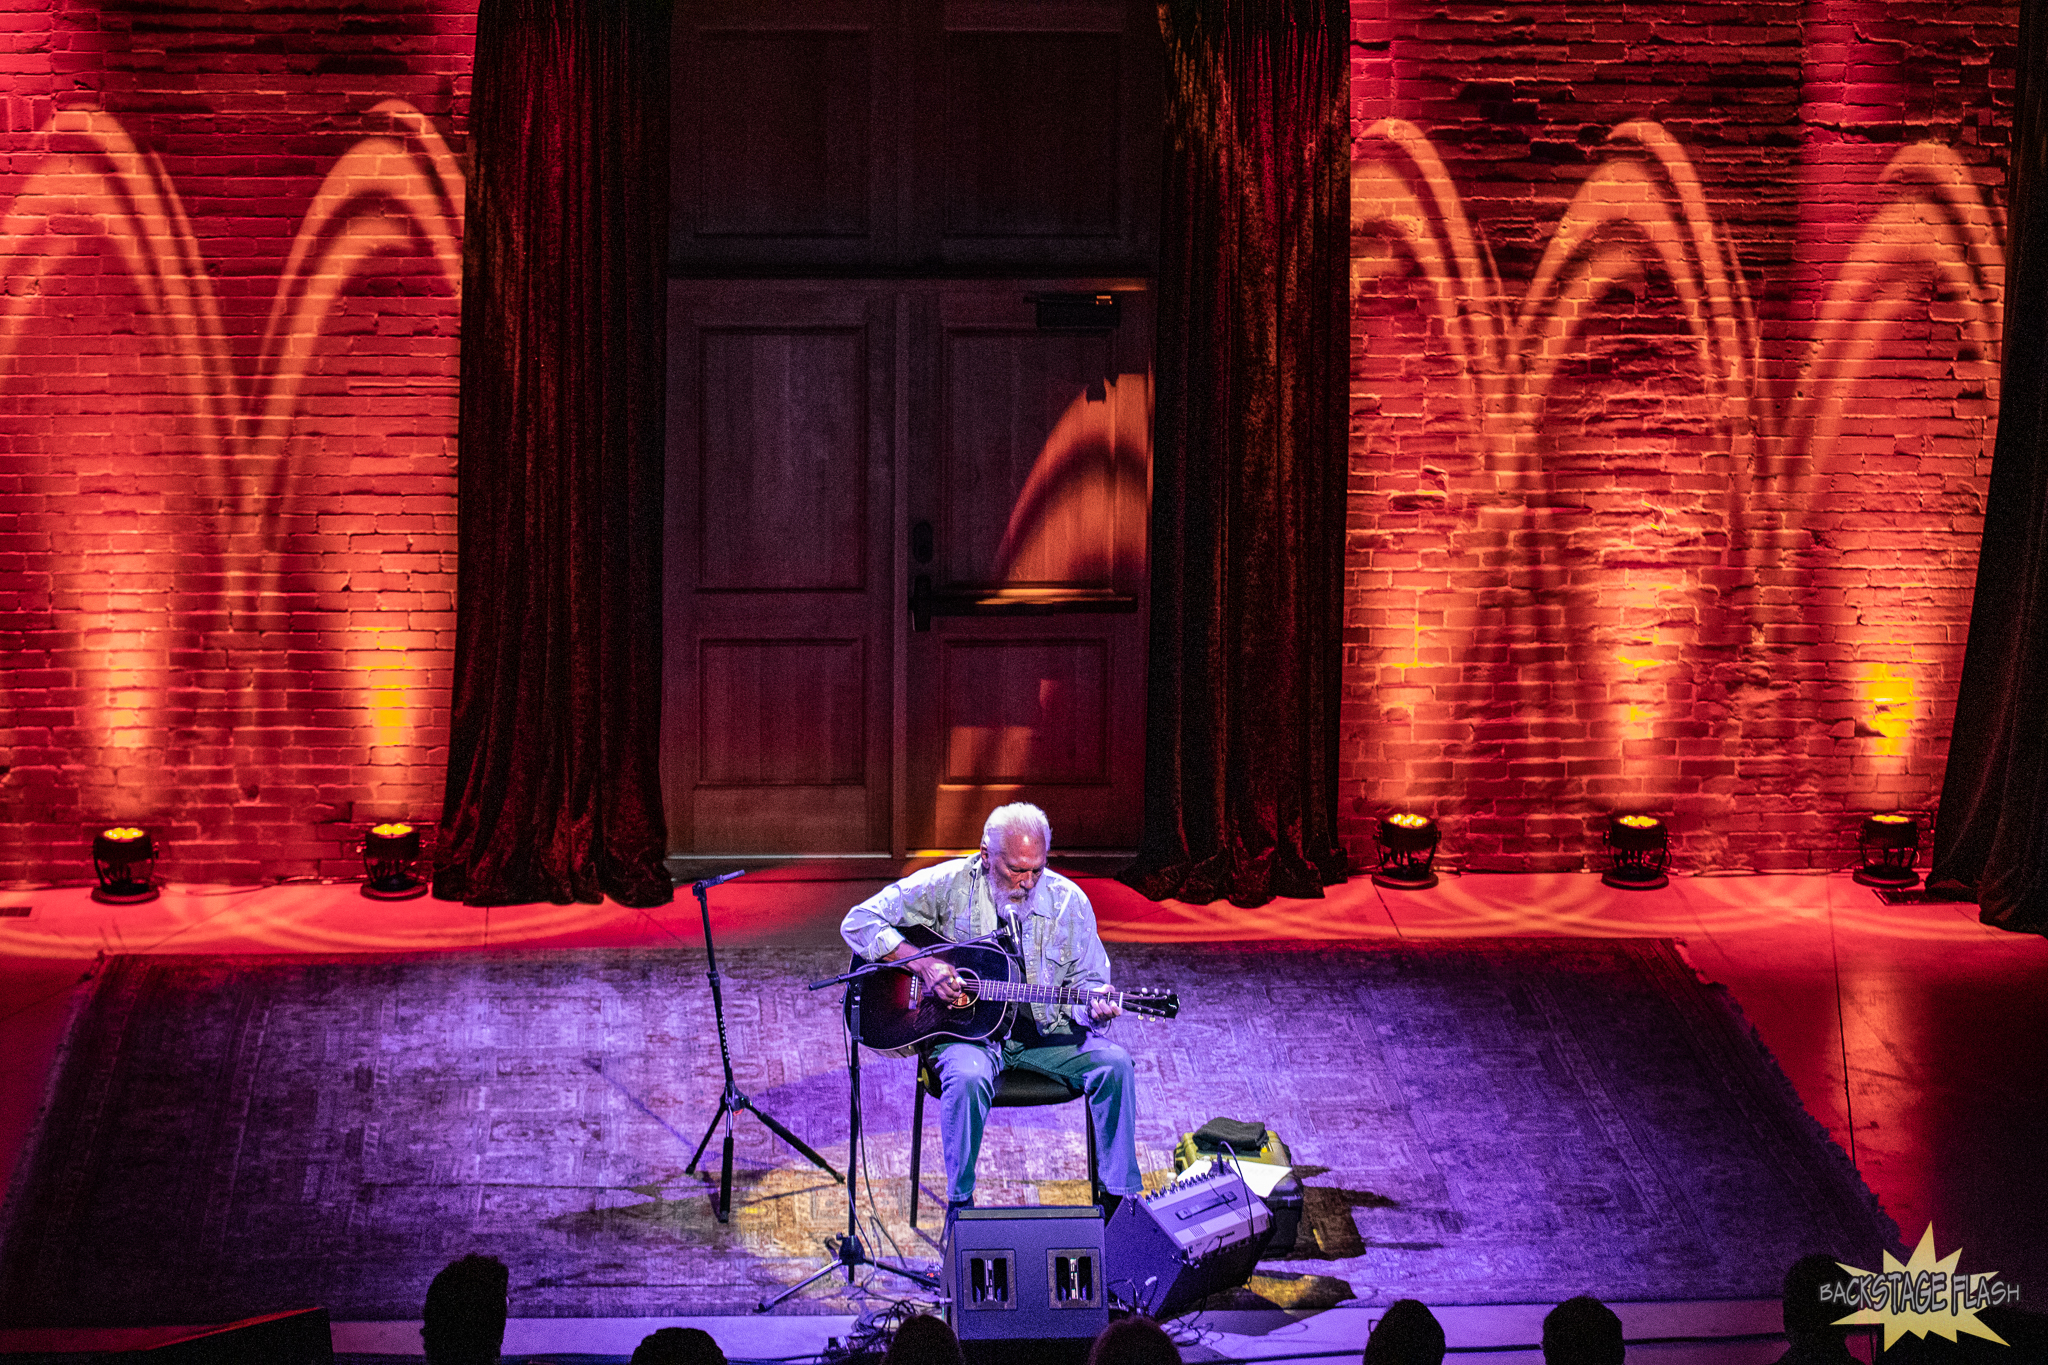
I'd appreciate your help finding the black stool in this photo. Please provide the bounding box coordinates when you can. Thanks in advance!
[909,1053,1101,1227]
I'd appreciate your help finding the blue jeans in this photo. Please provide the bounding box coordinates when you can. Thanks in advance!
[928,1030,1142,1205]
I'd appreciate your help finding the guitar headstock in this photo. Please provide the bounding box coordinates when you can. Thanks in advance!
[1121,987,1180,1020]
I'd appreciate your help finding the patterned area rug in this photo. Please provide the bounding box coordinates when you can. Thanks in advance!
[0,940,1894,1325]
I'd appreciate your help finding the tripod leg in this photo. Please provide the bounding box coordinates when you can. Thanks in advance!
[686,1099,725,1175]
[718,1128,735,1224]
[745,1099,842,1182]
[756,1254,853,1313]
[909,1081,925,1228]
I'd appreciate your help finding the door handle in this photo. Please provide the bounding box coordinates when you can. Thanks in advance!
[909,578,1136,631]
[907,519,1134,631]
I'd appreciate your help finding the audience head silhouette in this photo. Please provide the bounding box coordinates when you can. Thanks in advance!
[1543,1295,1625,1365]
[1365,1299,1447,1365]
[1088,1316,1183,1365]
[884,1313,963,1365]
[1777,1253,1855,1362]
[421,1254,509,1365]
[631,1327,727,1365]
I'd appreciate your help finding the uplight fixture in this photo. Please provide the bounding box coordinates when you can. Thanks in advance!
[361,822,428,900]
[1854,813,1919,889]
[1373,813,1441,889]
[1602,814,1669,890]
[91,827,160,904]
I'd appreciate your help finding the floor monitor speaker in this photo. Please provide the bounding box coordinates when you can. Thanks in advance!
[944,1206,1107,1345]
[1103,1165,1269,1320]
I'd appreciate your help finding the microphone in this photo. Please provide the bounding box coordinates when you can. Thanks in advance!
[692,868,747,892]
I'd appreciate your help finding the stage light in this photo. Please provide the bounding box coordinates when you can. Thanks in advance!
[1373,812,1440,889]
[1854,813,1919,889]
[1602,814,1669,890]
[91,827,160,904]
[361,822,428,900]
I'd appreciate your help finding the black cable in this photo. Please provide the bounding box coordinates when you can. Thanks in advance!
[847,1026,902,1263]
[858,1116,911,1267]
[1827,895,1860,1173]
[827,1008,937,1309]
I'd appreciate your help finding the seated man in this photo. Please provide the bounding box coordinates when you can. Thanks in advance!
[841,801,1142,1216]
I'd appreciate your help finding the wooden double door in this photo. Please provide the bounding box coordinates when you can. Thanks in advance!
[662,280,1152,857]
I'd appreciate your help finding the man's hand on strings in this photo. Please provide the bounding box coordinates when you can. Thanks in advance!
[912,957,965,1005]
[883,941,965,1005]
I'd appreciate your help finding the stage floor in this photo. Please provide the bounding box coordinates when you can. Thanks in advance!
[1,866,2041,1362]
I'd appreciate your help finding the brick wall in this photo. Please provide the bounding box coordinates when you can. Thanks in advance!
[1344,0,2014,873]
[0,0,2018,885]
[0,0,473,884]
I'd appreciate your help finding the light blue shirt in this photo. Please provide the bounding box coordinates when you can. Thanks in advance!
[840,853,1112,1033]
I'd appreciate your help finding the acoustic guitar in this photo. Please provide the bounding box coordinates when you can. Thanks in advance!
[847,924,1180,1051]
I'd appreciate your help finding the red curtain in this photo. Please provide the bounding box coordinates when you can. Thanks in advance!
[434,0,673,907]
[1121,0,1352,908]
[1930,0,2048,933]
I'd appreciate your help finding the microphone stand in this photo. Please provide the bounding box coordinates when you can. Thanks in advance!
[756,938,996,1312]
[684,871,842,1223]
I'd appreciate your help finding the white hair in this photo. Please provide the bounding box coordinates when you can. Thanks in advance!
[982,801,1051,852]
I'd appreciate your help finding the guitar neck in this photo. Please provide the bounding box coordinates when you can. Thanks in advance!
[973,977,1112,1010]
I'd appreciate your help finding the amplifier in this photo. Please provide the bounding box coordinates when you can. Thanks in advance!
[945,1206,1108,1343]
[1104,1164,1270,1321]
[1172,1127,1303,1256]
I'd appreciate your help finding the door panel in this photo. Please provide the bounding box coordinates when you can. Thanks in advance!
[698,639,865,784]
[907,285,1152,851]
[940,638,1111,783]
[698,328,869,591]
[664,284,897,855]
[940,31,1122,238]
[671,0,1161,274]
[941,328,1120,587]
[672,0,903,269]
[664,280,1149,858]
[920,0,1160,270]
[695,30,872,238]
